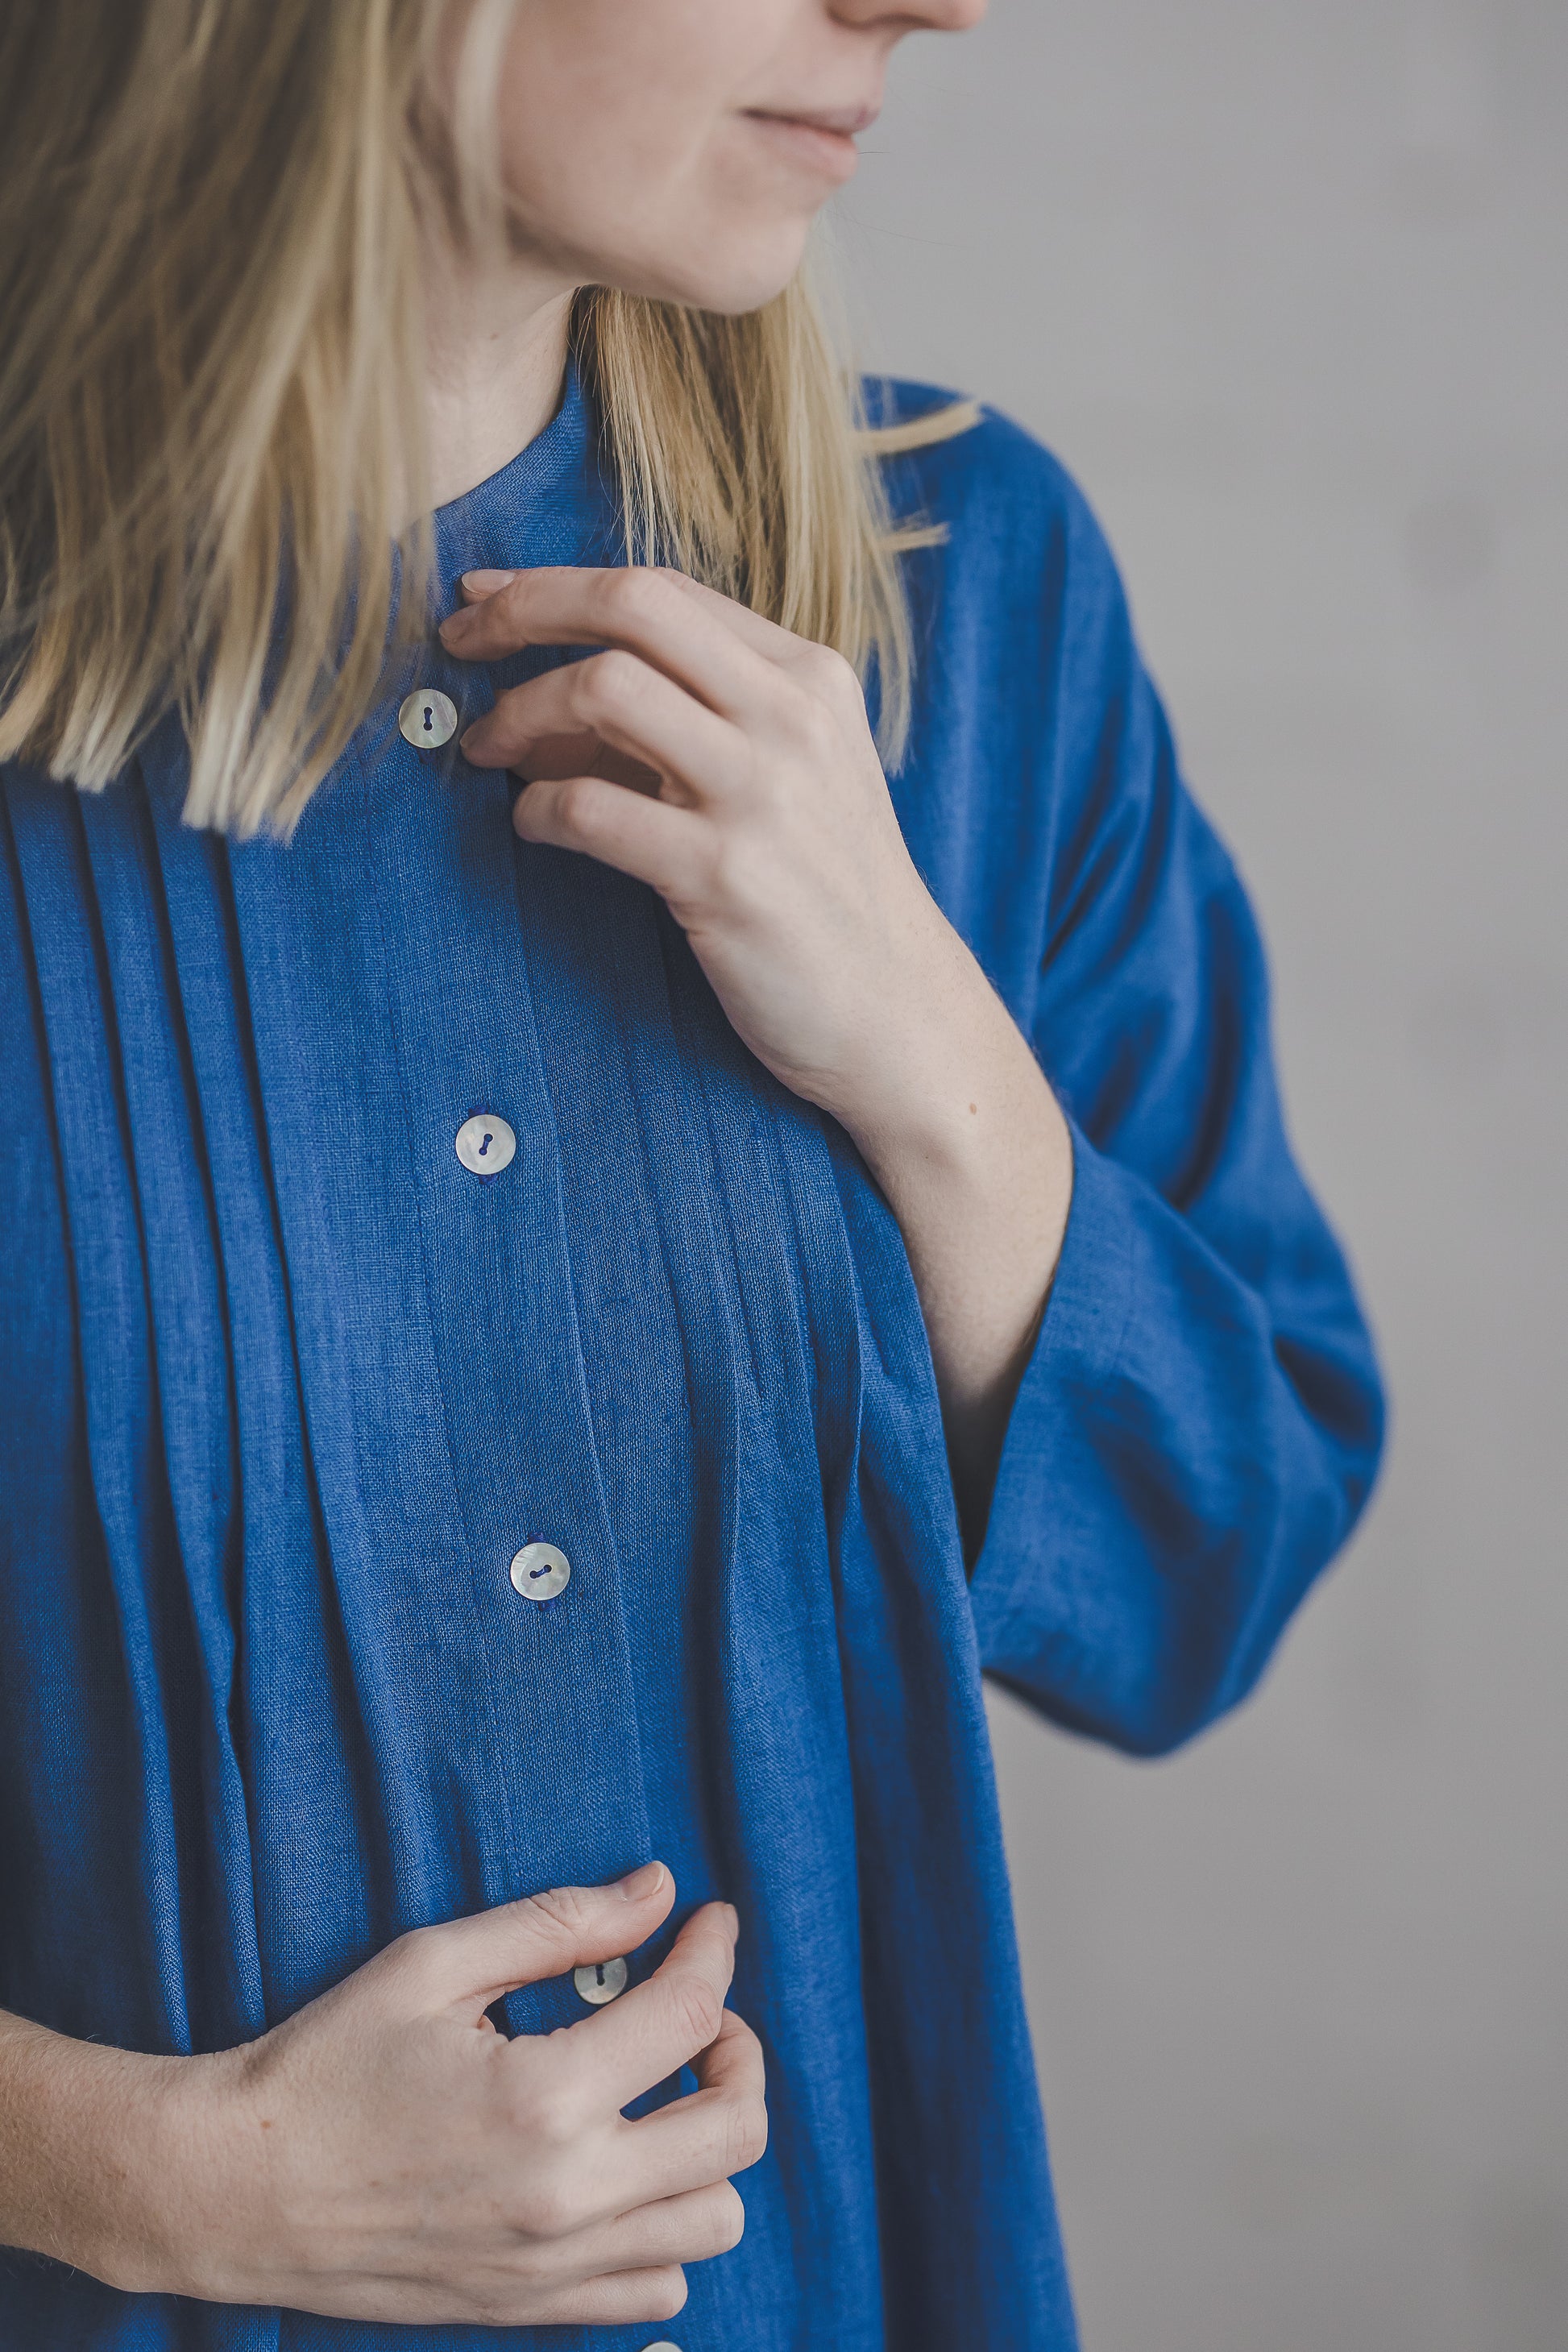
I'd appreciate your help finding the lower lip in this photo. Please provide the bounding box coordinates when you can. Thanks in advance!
[743,113,862,185]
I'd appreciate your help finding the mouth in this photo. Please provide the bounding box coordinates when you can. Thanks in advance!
[740,102,879,183]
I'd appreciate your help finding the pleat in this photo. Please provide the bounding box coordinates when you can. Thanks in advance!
[7,772,210,2054]
[787,1122,1078,2350]
[142,735,381,2024]
[77,774,268,2046]
[0,782,151,2042]
[1,766,281,2352]
[616,902,888,2352]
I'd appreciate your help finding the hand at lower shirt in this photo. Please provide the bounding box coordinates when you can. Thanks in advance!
[110,1865,763,2326]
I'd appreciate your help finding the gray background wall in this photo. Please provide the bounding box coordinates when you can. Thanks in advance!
[839,4,1568,2346]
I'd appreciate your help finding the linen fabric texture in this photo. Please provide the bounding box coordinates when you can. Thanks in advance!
[0,369,1383,2350]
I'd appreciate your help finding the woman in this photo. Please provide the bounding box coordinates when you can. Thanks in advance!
[0,1,1383,2346]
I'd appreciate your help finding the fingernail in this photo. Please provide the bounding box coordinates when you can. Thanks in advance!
[463,568,516,594]
[617,1860,666,1900]
[437,612,470,646]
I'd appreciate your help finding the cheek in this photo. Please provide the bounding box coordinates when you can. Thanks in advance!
[487,1,823,310]
[499,102,818,312]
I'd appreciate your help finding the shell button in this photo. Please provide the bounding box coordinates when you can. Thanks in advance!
[398,688,458,749]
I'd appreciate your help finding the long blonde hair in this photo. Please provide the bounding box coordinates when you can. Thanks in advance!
[0,0,975,838]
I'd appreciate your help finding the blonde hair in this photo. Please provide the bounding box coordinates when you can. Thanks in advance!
[0,0,976,838]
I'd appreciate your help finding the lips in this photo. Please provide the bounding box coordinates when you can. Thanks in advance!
[737,100,879,185]
[745,102,881,138]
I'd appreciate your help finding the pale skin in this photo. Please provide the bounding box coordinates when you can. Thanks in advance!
[0,0,1076,2327]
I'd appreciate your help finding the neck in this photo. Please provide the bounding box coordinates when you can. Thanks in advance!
[423,257,578,511]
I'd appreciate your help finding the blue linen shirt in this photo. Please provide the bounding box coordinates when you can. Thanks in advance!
[0,368,1383,2351]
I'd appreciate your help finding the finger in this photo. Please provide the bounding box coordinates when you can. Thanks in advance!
[458,567,518,601]
[604,2010,769,2205]
[461,650,741,806]
[538,2264,688,2329]
[565,2180,746,2278]
[382,1863,675,2023]
[550,1902,738,2115]
[464,564,860,717]
[647,566,810,665]
[438,566,786,727]
[691,2000,766,2105]
[576,2010,767,2222]
[541,2010,766,2233]
[462,563,802,673]
[637,570,871,720]
[512,772,712,904]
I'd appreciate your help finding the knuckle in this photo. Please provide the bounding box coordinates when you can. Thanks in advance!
[554,774,604,836]
[711,836,772,930]
[670,1972,724,2054]
[581,647,645,713]
[596,565,666,627]
[709,2182,746,2253]
[726,2090,769,2174]
[802,641,860,703]
[515,2064,587,2152]
[700,833,752,915]
[800,694,844,757]
[375,1923,444,2001]
[646,2266,689,2321]
[521,1882,594,1947]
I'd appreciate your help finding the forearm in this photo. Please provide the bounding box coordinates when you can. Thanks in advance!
[823,919,1073,1548]
[0,2006,212,2293]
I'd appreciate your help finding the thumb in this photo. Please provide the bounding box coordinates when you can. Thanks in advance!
[396,1863,675,2021]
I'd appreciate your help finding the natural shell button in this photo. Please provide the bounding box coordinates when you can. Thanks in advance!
[398,687,458,749]
[509,1541,570,1601]
[455,1114,516,1176]
[574,1956,628,2006]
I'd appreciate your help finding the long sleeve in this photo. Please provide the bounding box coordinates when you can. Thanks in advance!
[890,400,1386,1757]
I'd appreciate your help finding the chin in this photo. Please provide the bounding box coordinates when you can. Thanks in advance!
[613,220,815,318]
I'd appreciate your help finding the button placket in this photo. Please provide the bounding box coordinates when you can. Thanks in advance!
[375,750,654,1960]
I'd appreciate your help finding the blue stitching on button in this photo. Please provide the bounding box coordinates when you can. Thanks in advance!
[465,1103,501,1184]
[522,1532,562,1611]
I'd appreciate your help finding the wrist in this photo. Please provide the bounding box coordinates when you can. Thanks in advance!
[134,2041,293,2304]
[822,931,1062,1191]
[58,2037,264,2303]
[68,2046,221,2297]
[0,2017,217,2296]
